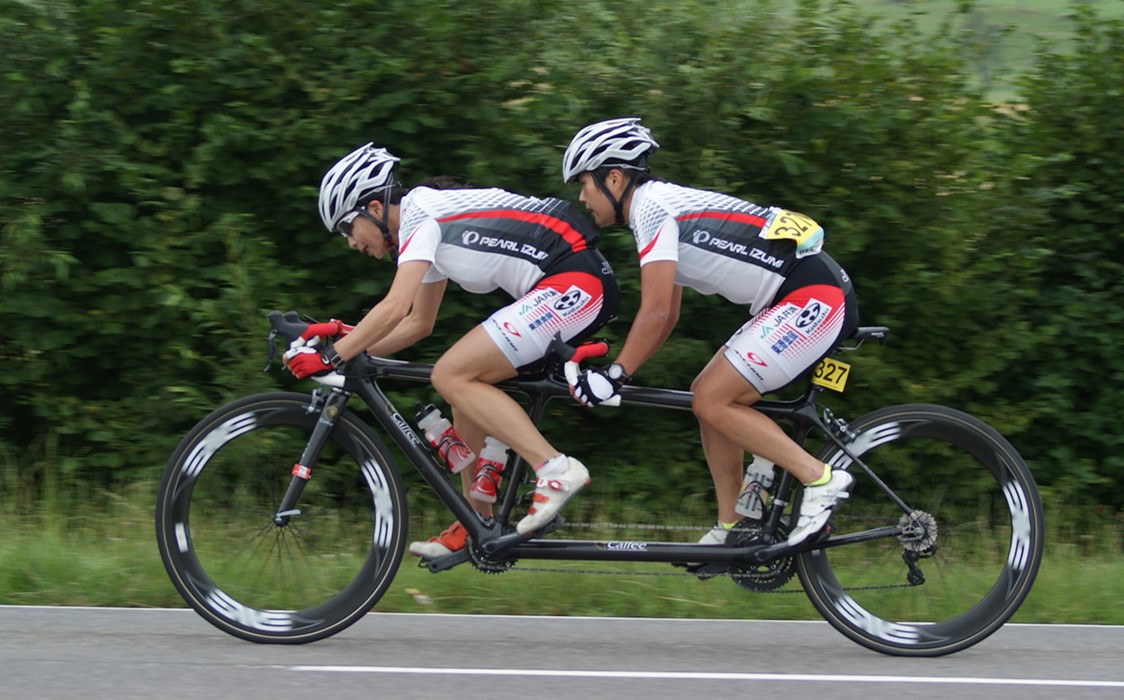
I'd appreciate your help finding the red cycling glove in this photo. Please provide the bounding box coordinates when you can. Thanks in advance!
[299,319,354,341]
[286,347,335,378]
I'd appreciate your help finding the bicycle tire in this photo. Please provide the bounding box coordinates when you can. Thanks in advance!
[155,392,407,644]
[796,403,1043,657]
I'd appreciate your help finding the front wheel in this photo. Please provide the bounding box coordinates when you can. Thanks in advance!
[797,403,1043,656]
[155,392,408,643]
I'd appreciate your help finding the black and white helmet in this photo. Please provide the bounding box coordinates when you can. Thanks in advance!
[562,117,659,183]
[318,143,401,232]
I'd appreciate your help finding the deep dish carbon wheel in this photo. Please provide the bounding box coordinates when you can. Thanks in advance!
[156,392,407,644]
[796,404,1043,657]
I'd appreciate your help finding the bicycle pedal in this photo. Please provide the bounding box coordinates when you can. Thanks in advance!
[527,515,564,538]
[807,521,835,545]
[686,562,728,580]
[423,548,471,573]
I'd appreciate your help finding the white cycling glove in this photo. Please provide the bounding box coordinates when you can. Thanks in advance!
[571,363,630,407]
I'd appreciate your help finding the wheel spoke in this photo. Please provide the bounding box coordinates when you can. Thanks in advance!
[156,394,406,643]
[798,404,1043,656]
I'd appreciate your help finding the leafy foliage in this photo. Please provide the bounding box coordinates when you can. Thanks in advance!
[986,5,1124,505]
[0,0,1120,511]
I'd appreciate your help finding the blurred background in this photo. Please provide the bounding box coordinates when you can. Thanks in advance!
[1,0,1121,603]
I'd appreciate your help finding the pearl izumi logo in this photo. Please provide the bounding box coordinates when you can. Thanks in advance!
[462,230,548,260]
[691,230,782,267]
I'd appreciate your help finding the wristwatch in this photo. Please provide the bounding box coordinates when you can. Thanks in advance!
[324,346,346,371]
[606,362,631,386]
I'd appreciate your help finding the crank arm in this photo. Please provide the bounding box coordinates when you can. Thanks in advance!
[477,516,566,556]
[424,549,471,573]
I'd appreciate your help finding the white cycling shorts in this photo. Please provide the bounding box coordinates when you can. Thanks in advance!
[724,283,848,394]
[484,270,608,371]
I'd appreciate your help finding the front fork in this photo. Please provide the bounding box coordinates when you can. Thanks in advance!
[273,388,351,526]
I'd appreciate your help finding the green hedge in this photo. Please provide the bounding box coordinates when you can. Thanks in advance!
[1,0,1121,512]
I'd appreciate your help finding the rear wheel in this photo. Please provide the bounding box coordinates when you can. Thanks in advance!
[156,392,407,643]
[797,403,1043,656]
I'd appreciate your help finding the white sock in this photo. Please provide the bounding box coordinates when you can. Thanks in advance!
[536,454,568,478]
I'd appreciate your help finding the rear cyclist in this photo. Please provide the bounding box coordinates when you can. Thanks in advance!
[562,118,859,547]
[288,143,619,557]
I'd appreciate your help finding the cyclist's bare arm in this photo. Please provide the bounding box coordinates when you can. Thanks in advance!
[366,279,448,357]
[332,260,432,361]
[615,260,682,376]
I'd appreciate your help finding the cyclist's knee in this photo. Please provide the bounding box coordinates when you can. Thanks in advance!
[689,373,704,395]
[431,355,502,398]
[692,374,762,419]
[691,383,722,421]
[429,358,462,398]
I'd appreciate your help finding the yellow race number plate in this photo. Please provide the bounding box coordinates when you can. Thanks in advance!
[759,208,824,257]
[812,357,851,392]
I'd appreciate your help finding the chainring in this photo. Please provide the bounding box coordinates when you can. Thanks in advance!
[728,518,796,592]
[465,536,515,574]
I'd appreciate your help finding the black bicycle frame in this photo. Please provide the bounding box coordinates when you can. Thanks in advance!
[284,346,909,573]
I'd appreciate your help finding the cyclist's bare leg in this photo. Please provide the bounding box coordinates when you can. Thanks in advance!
[695,418,744,525]
[430,326,562,469]
[448,408,493,518]
[691,348,827,487]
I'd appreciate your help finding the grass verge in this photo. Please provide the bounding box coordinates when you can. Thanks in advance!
[0,485,1120,625]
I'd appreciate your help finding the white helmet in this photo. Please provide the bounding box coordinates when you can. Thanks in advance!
[318,143,401,232]
[562,117,659,183]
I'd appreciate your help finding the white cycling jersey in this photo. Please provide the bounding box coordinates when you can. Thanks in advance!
[628,180,823,314]
[397,187,598,298]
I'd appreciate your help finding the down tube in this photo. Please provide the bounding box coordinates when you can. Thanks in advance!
[350,380,480,527]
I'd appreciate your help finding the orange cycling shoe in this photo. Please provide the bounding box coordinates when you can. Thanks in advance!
[408,521,467,559]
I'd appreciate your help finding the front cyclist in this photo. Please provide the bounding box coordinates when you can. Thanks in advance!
[562,118,859,547]
[288,143,619,557]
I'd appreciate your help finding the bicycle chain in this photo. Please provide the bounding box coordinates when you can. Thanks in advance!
[489,519,919,593]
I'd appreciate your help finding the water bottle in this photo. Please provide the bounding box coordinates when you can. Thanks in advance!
[735,455,775,519]
[415,403,476,473]
[470,435,509,503]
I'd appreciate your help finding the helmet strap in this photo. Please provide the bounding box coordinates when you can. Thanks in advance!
[593,170,640,228]
[376,209,397,261]
[355,205,397,261]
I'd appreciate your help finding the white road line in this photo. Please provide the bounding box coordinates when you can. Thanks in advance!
[3,607,1123,633]
[288,666,1124,688]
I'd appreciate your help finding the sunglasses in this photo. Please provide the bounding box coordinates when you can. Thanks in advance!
[336,209,362,238]
[336,207,385,238]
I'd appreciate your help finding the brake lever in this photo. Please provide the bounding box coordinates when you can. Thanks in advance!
[264,328,279,372]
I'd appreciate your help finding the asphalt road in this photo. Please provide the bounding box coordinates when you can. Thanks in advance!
[2,607,1121,700]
